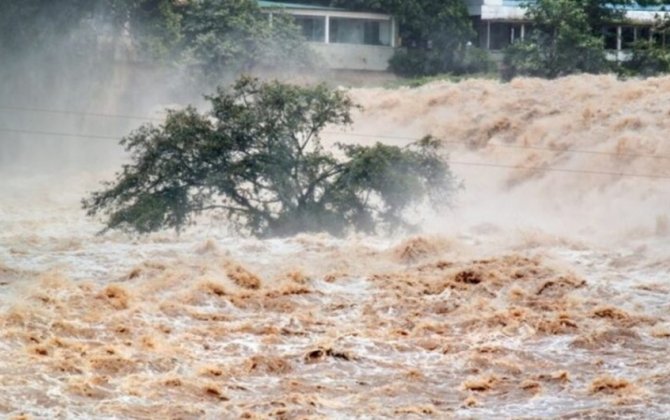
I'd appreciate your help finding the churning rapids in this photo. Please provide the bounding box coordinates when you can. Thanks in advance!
[1,75,670,418]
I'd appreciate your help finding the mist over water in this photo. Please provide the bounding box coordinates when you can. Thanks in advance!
[346,75,670,242]
[2,40,670,418]
[0,15,202,178]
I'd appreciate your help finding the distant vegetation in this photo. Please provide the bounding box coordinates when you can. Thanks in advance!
[179,0,315,83]
[502,0,670,79]
[0,0,314,88]
[302,0,670,79]
[502,0,610,79]
[4,0,670,83]
[321,0,496,76]
[83,77,455,237]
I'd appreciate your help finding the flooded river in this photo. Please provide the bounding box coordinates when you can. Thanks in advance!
[1,75,669,418]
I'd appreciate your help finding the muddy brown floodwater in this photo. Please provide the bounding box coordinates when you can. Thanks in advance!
[1,75,670,418]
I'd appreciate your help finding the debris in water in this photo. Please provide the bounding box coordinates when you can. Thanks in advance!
[98,284,131,310]
[589,376,634,395]
[225,262,262,289]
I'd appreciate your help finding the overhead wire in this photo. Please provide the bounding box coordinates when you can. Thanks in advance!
[0,127,120,141]
[0,105,163,122]
[2,105,670,180]
[446,160,670,180]
[322,130,670,162]
[3,124,670,164]
[2,104,668,161]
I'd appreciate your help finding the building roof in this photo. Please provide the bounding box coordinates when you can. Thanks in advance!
[257,1,345,11]
[501,0,670,11]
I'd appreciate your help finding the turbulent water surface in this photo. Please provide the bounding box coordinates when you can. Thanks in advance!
[1,75,670,418]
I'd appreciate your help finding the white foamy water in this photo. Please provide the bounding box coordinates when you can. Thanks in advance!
[1,75,670,418]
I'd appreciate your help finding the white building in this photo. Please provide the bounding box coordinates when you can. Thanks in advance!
[258,1,398,71]
[468,0,670,57]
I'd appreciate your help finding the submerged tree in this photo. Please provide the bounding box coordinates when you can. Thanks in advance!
[83,77,455,237]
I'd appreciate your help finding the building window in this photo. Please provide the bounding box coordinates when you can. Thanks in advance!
[329,18,391,46]
[603,26,618,50]
[652,29,668,48]
[489,22,512,50]
[622,26,635,48]
[509,23,524,43]
[293,15,326,42]
[638,27,652,43]
[475,18,487,48]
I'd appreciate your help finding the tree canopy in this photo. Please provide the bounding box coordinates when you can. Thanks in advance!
[503,0,611,79]
[8,0,670,87]
[83,77,455,237]
[0,0,180,55]
[385,0,491,76]
[501,0,670,79]
[304,0,489,76]
[0,0,313,85]
[180,0,313,84]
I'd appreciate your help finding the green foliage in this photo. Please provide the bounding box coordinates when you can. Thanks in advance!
[579,0,629,32]
[83,77,455,237]
[391,0,482,76]
[0,1,94,51]
[326,0,483,76]
[0,0,121,105]
[389,49,444,77]
[503,0,610,79]
[181,1,314,83]
[123,0,185,59]
[390,46,496,77]
[385,72,499,89]
[622,40,670,76]
[0,0,182,58]
[621,13,670,77]
[459,46,499,75]
[0,0,313,83]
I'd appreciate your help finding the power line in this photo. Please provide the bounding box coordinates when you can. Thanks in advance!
[7,124,670,160]
[447,160,670,180]
[3,124,668,163]
[463,141,670,161]
[0,127,120,141]
[2,104,669,162]
[0,105,162,122]
[2,126,669,180]
[323,131,670,162]
[322,130,414,141]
